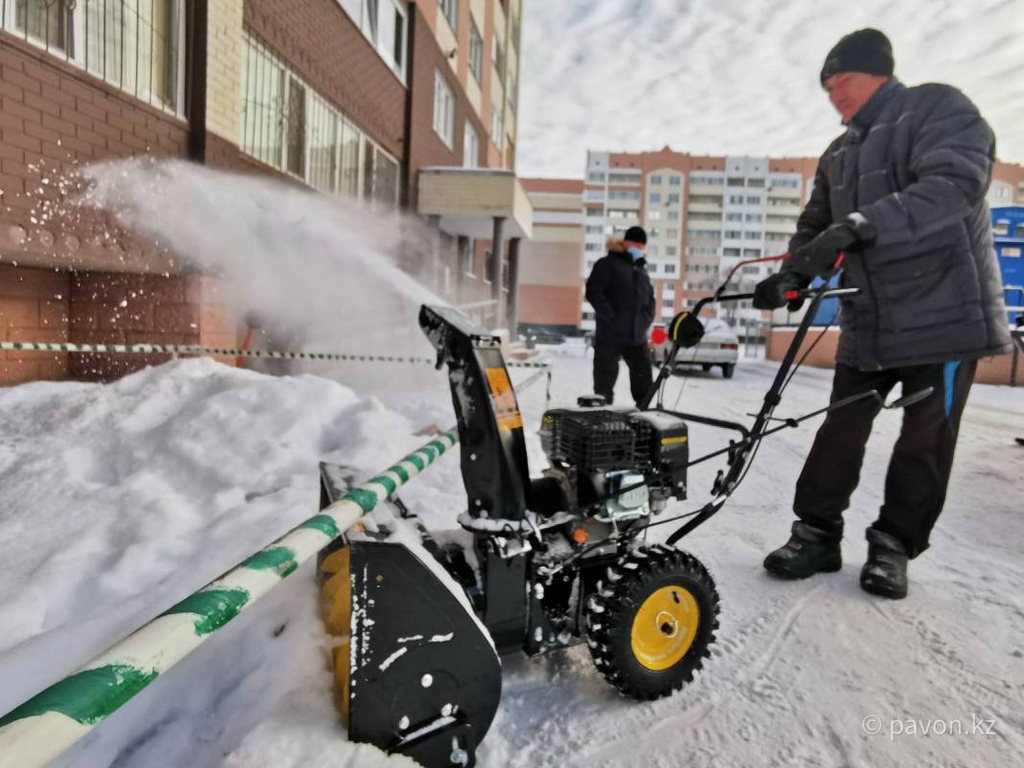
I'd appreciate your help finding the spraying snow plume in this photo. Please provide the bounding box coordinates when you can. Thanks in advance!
[79,158,448,362]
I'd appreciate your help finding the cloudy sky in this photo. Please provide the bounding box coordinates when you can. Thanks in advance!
[515,0,1024,178]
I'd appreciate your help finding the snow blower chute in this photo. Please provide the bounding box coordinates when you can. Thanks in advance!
[322,270,935,767]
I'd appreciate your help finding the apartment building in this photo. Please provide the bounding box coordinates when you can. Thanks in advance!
[579,148,818,339]
[0,0,529,385]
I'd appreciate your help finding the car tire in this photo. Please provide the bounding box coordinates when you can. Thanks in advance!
[721,364,735,379]
[701,364,711,372]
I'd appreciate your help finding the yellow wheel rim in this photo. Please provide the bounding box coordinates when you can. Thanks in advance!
[630,585,700,671]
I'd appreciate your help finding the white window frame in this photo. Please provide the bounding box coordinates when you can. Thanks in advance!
[468,18,483,83]
[433,69,456,149]
[463,121,479,168]
[440,0,458,35]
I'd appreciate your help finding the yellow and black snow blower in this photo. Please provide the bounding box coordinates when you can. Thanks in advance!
[318,275,933,767]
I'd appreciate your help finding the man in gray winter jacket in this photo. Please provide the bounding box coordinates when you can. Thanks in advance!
[753,28,1011,599]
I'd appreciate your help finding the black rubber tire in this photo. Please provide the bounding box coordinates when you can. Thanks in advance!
[701,364,712,372]
[721,363,735,379]
[585,544,719,700]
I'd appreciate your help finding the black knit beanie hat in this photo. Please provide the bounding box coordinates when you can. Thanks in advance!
[623,225,647,245]
[820,29,894,85]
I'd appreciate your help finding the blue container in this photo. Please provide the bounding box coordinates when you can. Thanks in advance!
[993,206,1024,324]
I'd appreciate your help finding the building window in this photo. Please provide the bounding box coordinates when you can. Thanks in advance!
[585,225,603,234]
[745,213,764,222]
[746,195,763,204]
[6,0,185,114]
[484,249,494,283]
[440,0,458,34]
[747,178,766,188]
[727,177,744,187]
[669,176,682,186]
[723,247,741,256]
[582,311,596,321]
[667,228,678,239]
[744,231,761,240]
[726,213,742,221]
[650,175,662,185]
[490,103,504,150]
[667,211,679,221]
[725,230,742,239]
[650,193,662,203]
[241,34,397,205]
[664,264,677,274]
[434,70,456,149]
[647,211,662,220]
[608,172,641,184]
[585,243,601,252]
[469,19,483,82]
[492,33,505,80]
[665,246,677,256]
[461,122,479,168]
[587,172,606,183]
[663,283,676,294]
[743,248,762,257]
[668,194,680,204]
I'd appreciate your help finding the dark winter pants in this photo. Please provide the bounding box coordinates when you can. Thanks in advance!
[593,342,654,406]
[793,360,976,558]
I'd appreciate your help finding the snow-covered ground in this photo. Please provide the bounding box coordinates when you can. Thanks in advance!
[1,345,1022,767]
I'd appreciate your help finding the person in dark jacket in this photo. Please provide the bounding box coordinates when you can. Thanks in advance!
[585,226,656,405]
[753,29,1012,599]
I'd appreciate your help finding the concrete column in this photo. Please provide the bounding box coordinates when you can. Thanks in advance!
[507,236,521,339]
[456,235,469,303]
[491,216,506,328]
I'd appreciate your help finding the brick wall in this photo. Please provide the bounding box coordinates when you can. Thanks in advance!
[65,272,239,380]
[244,0,406,160]
[518,284,582,328]
[0,264,70,384]
[0,32,189,273]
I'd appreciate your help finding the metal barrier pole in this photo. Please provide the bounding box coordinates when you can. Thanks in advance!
[0,431,458,768]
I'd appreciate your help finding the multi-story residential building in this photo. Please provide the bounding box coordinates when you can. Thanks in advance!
[517,177,583,335]
[579,148,818,340]
[0,0,530,385]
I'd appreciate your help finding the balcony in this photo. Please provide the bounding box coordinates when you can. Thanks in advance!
[418,167,533,239]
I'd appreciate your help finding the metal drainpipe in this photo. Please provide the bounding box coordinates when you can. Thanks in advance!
[185,0,209,163]
[400,7,418,208]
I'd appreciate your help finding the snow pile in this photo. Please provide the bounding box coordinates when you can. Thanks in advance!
[0,358,445,767]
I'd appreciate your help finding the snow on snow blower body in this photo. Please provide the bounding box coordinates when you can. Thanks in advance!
[326,280,934,767]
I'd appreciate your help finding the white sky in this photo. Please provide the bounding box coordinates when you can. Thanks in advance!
[516,0,1024,178]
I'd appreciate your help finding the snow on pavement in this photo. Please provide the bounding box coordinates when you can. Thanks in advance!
[1,348,1022,767]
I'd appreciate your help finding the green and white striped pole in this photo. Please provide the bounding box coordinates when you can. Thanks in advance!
[0,431,458,768]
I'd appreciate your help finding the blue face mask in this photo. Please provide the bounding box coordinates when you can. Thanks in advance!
[627,245,645,262]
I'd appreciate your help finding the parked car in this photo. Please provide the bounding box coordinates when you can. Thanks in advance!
[652,318,739,378]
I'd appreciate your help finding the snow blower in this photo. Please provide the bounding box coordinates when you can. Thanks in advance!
[319,265,934,767]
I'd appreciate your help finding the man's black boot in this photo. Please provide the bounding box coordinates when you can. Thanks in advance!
[860,528,909,599]
[764,521,842,579]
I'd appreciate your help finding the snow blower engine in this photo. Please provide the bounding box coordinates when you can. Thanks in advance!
[318,279,935,768]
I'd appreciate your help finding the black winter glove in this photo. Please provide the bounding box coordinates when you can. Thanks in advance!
[788,216,877,279]
[753,270,810,311]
